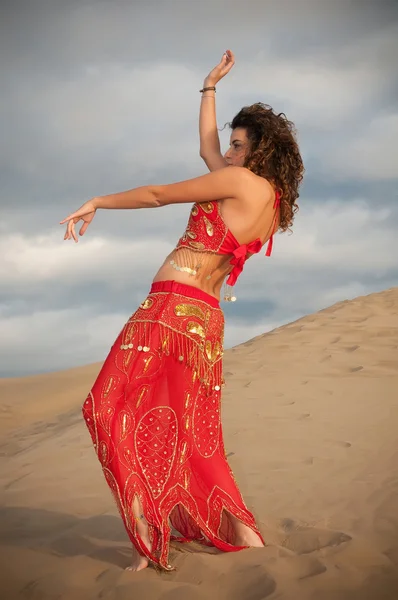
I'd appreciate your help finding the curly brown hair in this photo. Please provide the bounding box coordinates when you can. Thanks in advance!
[228,103,304,232]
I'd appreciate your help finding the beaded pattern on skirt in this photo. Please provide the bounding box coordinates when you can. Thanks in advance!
[82,281,264,570]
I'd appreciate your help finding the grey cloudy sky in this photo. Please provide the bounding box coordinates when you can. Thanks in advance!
[1,0,397,377]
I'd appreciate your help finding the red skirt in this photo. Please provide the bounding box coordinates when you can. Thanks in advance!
[82,280,264,570]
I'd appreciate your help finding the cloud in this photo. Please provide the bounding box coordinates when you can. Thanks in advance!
[1,196,397,376]
[1,0,397,376]
[324,113,398,181]
[0,307,126,377]
[0,232,171,288]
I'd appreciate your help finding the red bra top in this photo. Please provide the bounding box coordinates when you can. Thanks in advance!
[175,191,281,286]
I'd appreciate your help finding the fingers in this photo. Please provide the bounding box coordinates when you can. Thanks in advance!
[79,221,89,236]
[70,220,78,243]
[63,218,79,242]
[220,49,235,73]
[60,212,77,225]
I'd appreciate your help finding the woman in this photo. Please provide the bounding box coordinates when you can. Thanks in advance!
[61,50,304,572]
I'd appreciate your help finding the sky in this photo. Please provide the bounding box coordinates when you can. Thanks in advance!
[1,0,397,377]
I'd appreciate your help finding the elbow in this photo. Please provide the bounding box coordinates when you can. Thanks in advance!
[199,146,210,159]
[148,185,164,208]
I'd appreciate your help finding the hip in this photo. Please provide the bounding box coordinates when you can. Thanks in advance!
[118,280,225,379]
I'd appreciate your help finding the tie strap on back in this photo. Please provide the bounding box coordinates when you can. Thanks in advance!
[226,238,262,286]
[265,191,281,257]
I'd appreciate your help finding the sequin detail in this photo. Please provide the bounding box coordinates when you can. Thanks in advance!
[82,283,264,572]
[168,195,280,300]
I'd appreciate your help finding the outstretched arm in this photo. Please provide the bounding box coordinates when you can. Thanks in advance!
[96,165,249,209]
[60,166,252,241]
[199,50,235,172]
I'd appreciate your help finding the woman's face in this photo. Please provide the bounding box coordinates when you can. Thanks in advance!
[224,127,250,166]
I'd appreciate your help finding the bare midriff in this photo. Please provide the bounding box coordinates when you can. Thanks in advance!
[152,248,236,301]
[152,190,280,301]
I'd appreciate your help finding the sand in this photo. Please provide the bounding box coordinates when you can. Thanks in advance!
[1,287,398,600]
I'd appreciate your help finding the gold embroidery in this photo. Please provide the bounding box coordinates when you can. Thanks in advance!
[202,202,214,214]
[123,349,134,370]
[205,340,222,362]
[123,447,135,470]
[119,410,132,441]
[193,390,220,458]
[136,385,149,409]
[123,322,137,345]
[101,375,119,401]
[135,406,178,500]
[140,298,154,310]
[186,321,205,339]
[162,335,170,355]
[206,485,256,535]
[183,469,190,490]
[188,241,205,250]
[187,231,197,239]
[205,340,213,361]
[98,405,115,437]
[174,303,205,321]
[143,355,154,374]
[82,288,263,573]
[203,215,214,237]
[179,440,188,464]
[99,440,108,465]
[136,349,163,379]
[191,205,199,216]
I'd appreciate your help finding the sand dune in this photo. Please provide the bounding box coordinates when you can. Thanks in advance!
[1,288,398,599]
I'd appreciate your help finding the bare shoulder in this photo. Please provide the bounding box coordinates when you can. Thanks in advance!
[153,165,256,207]
[232,167,275,206]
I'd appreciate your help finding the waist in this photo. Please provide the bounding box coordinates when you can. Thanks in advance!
[150,280,220,308]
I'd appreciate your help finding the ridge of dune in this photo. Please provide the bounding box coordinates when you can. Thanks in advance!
[1,287,398,599]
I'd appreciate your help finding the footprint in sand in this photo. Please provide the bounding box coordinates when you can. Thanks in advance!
[323,439,352,449]
[297,413,311,420]
[279,521,352,554]
[335,441,352,448]
[320,354,332,362]
[266,554,327,580]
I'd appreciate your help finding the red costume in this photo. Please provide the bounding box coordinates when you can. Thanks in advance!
[82,193,280,570]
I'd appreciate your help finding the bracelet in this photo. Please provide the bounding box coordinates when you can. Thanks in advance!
[199,86,216,93]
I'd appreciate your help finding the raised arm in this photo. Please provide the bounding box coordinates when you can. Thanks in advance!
[199,50,235,172]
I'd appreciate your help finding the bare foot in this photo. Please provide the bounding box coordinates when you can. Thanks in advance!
[233,523,265,547]
[235,533,264,547]
[125,536,151,572]
[229,514,265,548]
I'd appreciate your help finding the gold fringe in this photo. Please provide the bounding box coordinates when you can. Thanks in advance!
[122,319,223,394]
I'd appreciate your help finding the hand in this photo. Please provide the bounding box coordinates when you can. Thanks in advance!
[204,49,235,86]
[60,198,98,242]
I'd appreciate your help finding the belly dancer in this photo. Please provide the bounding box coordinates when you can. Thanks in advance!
[60,50,304,572]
